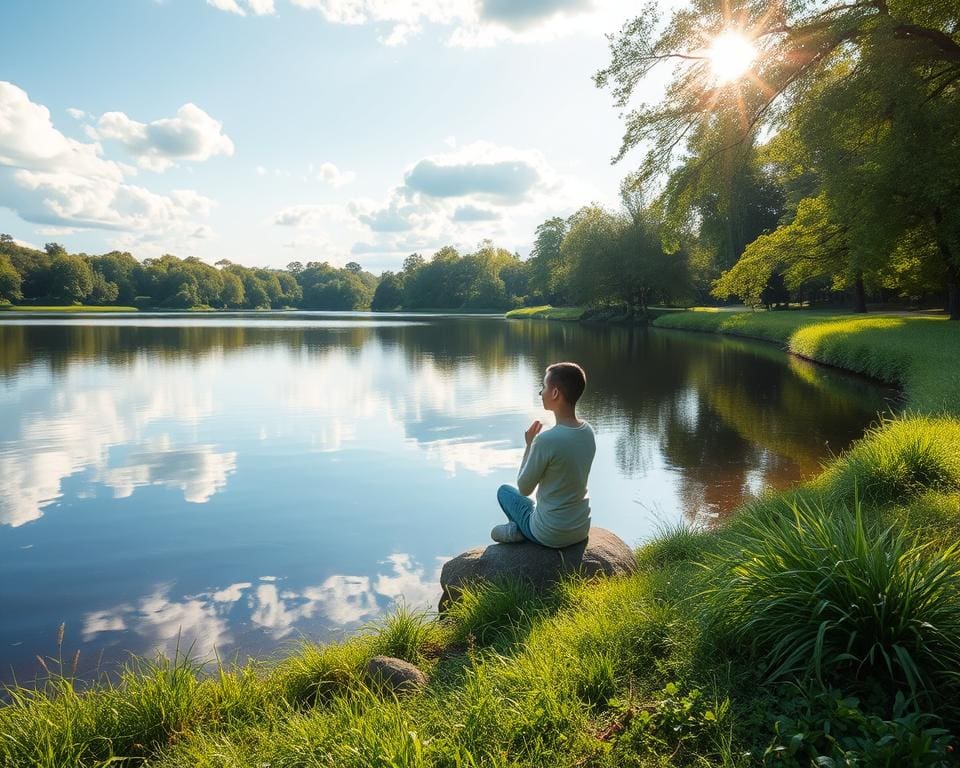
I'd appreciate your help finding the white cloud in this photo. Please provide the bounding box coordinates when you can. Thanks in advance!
[92,103,235,172]
[34,225,82,236]
[66,107,86,120]
[212,582,253,602]
[270,202,351,227]
[0,82,122,181]
[403,141,550,202]
[207,0,275,15]
[247,0,276,12]
[208,0,621,47]
[452,204,500,221]
[0,82,217,239]
[341,140,572,256]
[309,161,355,188]
[82,585,232,659]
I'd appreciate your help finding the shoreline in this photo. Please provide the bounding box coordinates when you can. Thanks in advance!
[3,311,960,766]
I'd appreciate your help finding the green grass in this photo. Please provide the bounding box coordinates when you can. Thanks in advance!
[505,305,687,322]
[652,310,959,414]
[1,304,139,312]
[5,310,960,766]
[504,304,586,320]
[705,498,960,702]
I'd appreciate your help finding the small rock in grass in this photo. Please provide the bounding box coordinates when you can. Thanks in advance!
[365,655,428,693]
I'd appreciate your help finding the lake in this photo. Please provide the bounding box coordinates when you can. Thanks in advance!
[0,313,897,684]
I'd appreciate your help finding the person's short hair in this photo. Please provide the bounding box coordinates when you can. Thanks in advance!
[546,362,586,405]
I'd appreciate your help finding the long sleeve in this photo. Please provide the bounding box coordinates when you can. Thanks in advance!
[517,436,549,496]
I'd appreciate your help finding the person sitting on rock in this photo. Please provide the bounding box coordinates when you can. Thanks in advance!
[492,361,597,547]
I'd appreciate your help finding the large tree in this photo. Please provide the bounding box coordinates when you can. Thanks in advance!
[526,217,569,304]
[597,0,960,316]
[564,205,689,316]
[49,253,94,304]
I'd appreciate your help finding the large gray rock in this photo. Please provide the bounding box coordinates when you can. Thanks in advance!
[439,527,637,612]
[364,655,428,693]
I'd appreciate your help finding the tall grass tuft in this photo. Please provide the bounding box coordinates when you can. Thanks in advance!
[0,649,203,768]
[819,416,960,507]
[444,578,546,647]
[368,603,439,664]
[703,498,960,703]
[272,638,369,707]
[635,522,713,571]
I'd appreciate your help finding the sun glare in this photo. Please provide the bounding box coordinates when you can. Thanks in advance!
[707,30,756,84]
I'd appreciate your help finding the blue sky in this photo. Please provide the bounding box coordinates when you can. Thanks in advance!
[0,0,666,272]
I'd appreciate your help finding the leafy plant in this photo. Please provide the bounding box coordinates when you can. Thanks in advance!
[610,682,730,764]
[765,688,955,767]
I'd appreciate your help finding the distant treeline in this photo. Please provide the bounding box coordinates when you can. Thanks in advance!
[0,236,374,310]
[0,209,696,314]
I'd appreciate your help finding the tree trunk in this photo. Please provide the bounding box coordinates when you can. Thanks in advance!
[948,263,960,321]
[933,207,959,320]
[852,273,867,314]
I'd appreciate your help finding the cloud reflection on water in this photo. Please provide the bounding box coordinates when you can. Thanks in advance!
[81,553,445,659]
[0,365,224,526]
[0,326,542,529]
[99,438,237,503]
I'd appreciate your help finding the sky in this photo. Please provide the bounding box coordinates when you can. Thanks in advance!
[0,0,670,273]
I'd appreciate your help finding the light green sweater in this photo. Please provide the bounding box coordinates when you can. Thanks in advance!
[517,421,596,547]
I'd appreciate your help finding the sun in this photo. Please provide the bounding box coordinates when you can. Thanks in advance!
[706,30,756,84]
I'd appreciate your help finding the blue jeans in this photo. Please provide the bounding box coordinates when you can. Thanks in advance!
[496,484,542,544]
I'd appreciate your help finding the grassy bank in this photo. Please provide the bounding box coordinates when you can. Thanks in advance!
[652,310,959,414]
[506,305,690,323]
[505,304,586,320]
[0,305,139,312]
[4,313,960,766]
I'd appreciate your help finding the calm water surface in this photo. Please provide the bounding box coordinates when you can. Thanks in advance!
[0,313,897,683]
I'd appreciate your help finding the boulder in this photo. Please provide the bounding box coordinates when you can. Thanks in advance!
[364,655,428,693]
[439,527,637,612]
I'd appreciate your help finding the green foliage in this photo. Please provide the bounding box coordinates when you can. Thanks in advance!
[635,524,712,572]
[298,261,374,310]
[271,638,369,707]
[0,649,204,768]
[561,204,690,315]
[526,216,569,304]
[371,269,403,310]
[597,0,960,315]
[49,253,93,303]
[766,688,954,767]
[397,244,527,311]
[705,498,960,701]
[0,253,23,303]
[610,683,731,765]
[714,193,849,307]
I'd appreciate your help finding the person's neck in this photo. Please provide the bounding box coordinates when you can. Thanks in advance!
[552,407,580,428]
